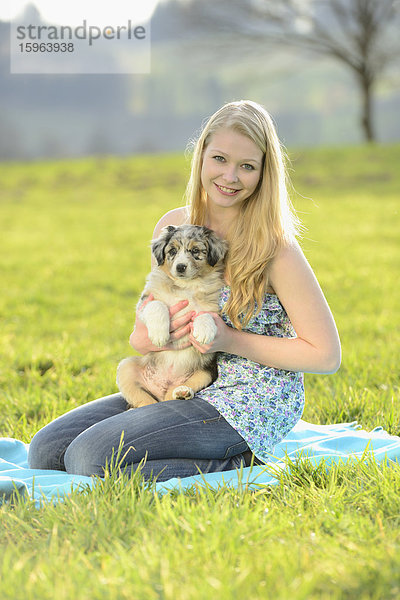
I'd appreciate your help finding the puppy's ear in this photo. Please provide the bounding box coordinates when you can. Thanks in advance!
[205,229,229,267]
[151,225,177,266]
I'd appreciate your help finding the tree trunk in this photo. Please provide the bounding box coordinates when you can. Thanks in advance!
[359,73,375,142]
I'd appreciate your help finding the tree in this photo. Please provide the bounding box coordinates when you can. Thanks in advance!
[267,0,399,142]
[185,0,400,142]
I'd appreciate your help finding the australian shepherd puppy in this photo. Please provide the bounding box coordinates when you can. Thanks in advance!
[116,224,228,408]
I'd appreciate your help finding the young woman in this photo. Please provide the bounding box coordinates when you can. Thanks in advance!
[29,100,341,481]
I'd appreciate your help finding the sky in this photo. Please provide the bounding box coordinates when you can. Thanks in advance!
[1,0,162,26]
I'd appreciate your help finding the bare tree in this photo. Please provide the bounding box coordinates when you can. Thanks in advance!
[269,0,399,142]
[184,0,400,142]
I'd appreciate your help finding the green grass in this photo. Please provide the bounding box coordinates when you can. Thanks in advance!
[1,144,399,598]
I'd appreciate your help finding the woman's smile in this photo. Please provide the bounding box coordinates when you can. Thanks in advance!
[214,183,242,196]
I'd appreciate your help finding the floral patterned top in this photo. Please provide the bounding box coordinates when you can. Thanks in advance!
[196,286,305,462]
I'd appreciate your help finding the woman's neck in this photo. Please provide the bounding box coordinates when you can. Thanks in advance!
[204,203,239,240]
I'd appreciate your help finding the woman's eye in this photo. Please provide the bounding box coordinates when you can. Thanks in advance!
[212,155,254,170]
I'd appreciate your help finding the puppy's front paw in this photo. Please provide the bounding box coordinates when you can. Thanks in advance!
[192,314,217,344]
[172,386,194,400]
[140,301,170,347]
[147,325,170,348]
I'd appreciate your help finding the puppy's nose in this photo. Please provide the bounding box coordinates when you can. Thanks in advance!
[176,263,187,273]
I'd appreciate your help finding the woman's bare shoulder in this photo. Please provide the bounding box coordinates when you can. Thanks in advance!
[152,206,190,239]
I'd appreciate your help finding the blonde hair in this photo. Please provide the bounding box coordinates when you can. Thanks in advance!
[185,100,301,329]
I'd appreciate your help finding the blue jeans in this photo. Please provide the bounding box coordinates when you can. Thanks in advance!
[28,394,251,482]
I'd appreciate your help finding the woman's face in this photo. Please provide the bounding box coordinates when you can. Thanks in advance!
[201,127,263,211]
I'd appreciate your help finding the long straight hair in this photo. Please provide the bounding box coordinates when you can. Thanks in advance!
[185,100,301,329]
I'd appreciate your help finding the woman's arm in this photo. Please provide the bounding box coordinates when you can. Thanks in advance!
[190,240,341,374]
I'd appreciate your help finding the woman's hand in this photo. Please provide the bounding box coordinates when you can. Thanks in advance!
[129,294,194,354]
[189,312,234,354]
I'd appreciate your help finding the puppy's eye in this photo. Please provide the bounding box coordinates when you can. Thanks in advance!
[191,248,201,259]
[168,248,177,257]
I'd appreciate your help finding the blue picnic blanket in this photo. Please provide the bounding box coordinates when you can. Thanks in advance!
[1,420,400,505]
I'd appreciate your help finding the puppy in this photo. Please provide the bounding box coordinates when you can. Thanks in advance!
[116,225,228,408]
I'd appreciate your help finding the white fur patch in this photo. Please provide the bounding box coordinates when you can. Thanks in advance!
[192,313,217,344]
[140,300,170,347]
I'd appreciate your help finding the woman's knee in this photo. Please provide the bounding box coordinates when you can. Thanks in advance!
[64,432,107,477]
[28,425,65,470]
[28,393,128,472]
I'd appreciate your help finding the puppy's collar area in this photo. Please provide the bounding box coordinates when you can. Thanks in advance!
[169,278,194,289]
[159,270,223,292]
[165,272,204,287]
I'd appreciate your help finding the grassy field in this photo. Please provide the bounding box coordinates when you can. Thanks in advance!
[0,144,399,598]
